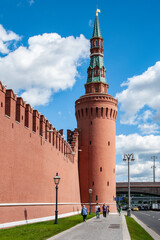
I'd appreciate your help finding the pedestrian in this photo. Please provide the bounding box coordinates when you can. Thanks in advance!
[118,204,122,216]
[102,203,107,217]
[107,205,110,215]
[95,203,100,218]
[81,205,88,222]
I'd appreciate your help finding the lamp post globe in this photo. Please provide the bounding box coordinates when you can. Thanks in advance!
[53,173,60,224]
[89,188,92,214]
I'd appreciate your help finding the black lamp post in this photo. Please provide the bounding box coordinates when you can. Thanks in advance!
[89,188,92,214]
[123,154,135,217]
[53,172,60,224]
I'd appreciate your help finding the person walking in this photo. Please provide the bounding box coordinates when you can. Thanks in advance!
[95,203,100,218]
[81,205,88,222]
[118,204,122,216]
[102,203,107,217]
[107,205,110,215]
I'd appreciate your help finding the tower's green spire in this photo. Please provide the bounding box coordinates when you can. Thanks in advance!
[87,10,106,84]
[92,14,101,37]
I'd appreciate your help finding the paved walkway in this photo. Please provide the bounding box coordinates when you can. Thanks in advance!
[48,214,130,240]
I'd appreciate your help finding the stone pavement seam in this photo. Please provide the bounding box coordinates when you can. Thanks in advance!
[47,216,96,240]
[121,213,131,240]
[132,214,160,240]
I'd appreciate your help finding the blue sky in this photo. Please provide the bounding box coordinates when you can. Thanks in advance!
[0,0,160,182]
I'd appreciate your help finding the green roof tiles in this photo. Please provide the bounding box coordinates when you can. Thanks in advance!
[92,15,101,38]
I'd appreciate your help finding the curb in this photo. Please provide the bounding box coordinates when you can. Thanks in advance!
[121,213,131,240]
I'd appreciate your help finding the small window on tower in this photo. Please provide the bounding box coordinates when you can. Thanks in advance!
[96,195,98,201]
[96,40,98,46]
[108,141,110,146]
[92,181,94,186]
[107,181,109,186]
[100,167,102,172]
[91,121,92,125]
[90,141,92,145]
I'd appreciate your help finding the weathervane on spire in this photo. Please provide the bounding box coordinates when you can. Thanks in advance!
[96,9,101,16]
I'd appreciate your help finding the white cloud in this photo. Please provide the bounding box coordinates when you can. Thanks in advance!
[116,61,160,125]
[0,26,90,106]
[116,134,160,182]
[138,123,159,135]
[0,24,21,54]
[116,133,160,155]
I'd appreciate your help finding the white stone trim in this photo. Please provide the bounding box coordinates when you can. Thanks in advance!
[0,210,81,229]
[0,202,81,207]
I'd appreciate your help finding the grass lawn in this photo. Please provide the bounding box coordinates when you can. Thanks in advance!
[0,213,96,240]
[125,216,154,240]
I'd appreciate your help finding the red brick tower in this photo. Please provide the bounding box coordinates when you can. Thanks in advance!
[75,10,118,212]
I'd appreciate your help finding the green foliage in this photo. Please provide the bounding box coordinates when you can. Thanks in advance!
[125,216,154,240]
[0,213,96,240]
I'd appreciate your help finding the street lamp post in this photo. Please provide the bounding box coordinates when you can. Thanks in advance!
[89,188,92,214]
[53,172,60,224]
[123,153,135,217]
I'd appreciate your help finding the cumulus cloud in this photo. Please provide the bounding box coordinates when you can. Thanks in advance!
[116,133,160,155]
[0,25,90,106]
[116,61,160,125]
[116,134,160,182]
[0,24,21,54]
[138,123,159,135]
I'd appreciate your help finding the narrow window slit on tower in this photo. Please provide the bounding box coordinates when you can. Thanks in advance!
[96,107,98,117]
[90,141,91,145]
[96,195,98,201]
[91,121,92,125]
[107,181,109,186]
[92,181,94,186]
[100,167,102,172]
[108,141,110,146]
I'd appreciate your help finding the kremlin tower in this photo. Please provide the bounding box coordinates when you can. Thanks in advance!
[75,10,118,212]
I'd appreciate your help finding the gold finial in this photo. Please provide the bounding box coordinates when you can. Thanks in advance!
[96,9,101,16]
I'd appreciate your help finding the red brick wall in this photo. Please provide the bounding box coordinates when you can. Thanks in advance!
[0,82,81,226]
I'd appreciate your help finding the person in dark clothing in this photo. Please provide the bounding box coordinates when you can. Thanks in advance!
[102,203,107,217]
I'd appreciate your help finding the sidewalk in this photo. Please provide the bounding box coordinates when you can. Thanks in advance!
[48,213,130,240]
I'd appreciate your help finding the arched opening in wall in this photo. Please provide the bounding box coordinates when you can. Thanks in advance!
[81,109,83,117]
[106,108,108,117]
[100,167,102,172]
[96,195,98,201]
[101,107,103,117]
[96,39,98,46]
[110,109,112,118]
[86,108,88,116]
[107,181,109,186]
[108,141,110,146]
[1,102,3,107]
[113,110,115,119]
[78,110,80,118]
[96,107,98,117]
[91,121,92,125]
[91,107,93,116]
